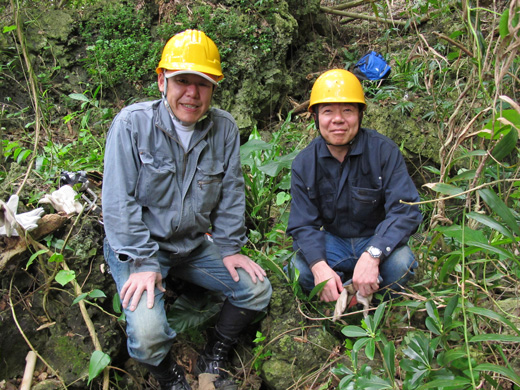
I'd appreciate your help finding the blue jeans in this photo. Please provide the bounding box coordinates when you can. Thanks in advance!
[104,238,272,365]
[288,232,417,296]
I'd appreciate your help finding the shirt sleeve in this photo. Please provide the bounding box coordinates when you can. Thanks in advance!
[367,143,423,259]
[286,156,327,267]
[102,110,160,273]
[209,123,248,258]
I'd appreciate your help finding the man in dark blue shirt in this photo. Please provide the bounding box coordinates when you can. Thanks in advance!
[287,69,422,303]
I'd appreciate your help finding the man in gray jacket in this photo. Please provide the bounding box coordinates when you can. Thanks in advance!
[102,30,272,390]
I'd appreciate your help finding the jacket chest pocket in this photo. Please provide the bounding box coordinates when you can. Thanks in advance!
[135,151,177,209]
[350,186,383,223]
[195,161,224,213]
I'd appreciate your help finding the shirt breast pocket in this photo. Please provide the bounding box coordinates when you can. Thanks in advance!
[135,151,177,209]
[350,186,383,221]
[309,184,336,224]
[195,161,224,213]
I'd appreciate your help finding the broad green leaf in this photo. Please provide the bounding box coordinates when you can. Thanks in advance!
[259,150,299,177]
[435,224,488,245]
[466,241,518,265]
[499,8,510,38]
[424,183,465,198]
[68,93,90,102]
[3,25,17,33]
[425,300,439,321]
[240,139,271,163]
[331,363,354,377]
[444,295,459,320]
[352,337,371,353]
[470,334,520,343]
[341,325,367,338]
[474,363,520,386]
[425,317,441,335]
[372,301,386,330]
[417,377,471,389]
[465,306,520,335]
[383,342,395,378]
[48,253,64,263]
[88,350,111,384]
[437,348,466,366]
[112,293,122,314]
[448,169,477,183]
[357,375,393,389]
[478,188,520,236]
[467,212,515,241]
[167,292,221,333]
[72,293,88,305]
[365,338,376,360]
[55,270,76,286]
[491,125,518,161]
[309,279,327,300]
[88,289,107,299]
[26,249,48,269]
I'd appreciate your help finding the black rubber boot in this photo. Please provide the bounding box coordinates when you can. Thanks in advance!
[140,354,191,390]
[195,301,259,389]
[195,327,238,390]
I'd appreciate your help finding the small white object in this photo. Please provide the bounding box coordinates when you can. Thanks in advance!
[0,195,45,237]
[39,185,84,215]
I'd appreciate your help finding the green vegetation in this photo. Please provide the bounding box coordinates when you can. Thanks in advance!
[0,0,519,389]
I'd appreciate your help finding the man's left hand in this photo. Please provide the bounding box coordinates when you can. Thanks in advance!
[352,252,380,297]
[223,253,266,284]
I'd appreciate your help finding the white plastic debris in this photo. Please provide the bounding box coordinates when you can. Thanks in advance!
[39,185,84,215]
[0,195,45,237]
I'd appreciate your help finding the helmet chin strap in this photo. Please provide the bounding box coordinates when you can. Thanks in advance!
[161,75,177,119]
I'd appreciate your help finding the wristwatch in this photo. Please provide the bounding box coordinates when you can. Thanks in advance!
[366,246,382,259]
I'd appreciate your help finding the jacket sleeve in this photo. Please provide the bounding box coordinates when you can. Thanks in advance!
[102,110,160,273]
[286,155,327,267]
[367,142,423,259]
[210,123,248,258]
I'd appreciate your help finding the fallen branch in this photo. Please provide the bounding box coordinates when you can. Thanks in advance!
[0,214,68,271]
[433,31,474,57]
[320,5,408,26]
[326,0,375,11]
[20,351,37,390]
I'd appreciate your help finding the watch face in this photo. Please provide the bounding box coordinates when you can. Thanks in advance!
[368,246,382,257]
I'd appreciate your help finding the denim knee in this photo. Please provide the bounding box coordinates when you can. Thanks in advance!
[285,252,315,292]
[230,269,272,311]
[379,245,417,292]
[125,293,177,365]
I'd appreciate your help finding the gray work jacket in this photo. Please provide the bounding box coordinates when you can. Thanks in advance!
[102,99,247,274]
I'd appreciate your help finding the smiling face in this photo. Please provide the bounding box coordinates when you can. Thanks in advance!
[316,102,361,147]
[158,72,214,125]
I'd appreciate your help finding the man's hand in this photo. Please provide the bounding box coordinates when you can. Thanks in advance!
[120,271,165,312]
[223,253,266,284]
[352,252,380,297]
[310,260,343,302]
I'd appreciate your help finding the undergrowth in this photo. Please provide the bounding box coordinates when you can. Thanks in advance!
[0,0,519,389]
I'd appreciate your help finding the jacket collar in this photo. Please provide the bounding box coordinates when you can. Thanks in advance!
[317,127,366,159]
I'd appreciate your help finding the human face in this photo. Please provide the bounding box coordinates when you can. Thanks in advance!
[158,72,213,125]
[316,103,361,147]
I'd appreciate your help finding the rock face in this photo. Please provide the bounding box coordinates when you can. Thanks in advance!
[258,275,342,389]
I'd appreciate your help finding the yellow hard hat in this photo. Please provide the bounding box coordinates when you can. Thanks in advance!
[156,29,224,82]
[308,69,365,112]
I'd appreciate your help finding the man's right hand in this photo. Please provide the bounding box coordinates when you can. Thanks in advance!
[120,271,165,312]
[310,260,343,302]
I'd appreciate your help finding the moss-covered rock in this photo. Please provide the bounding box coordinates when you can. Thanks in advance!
[258,275,340,389]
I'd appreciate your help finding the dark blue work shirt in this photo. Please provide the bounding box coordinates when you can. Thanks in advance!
[287,128,422,267]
